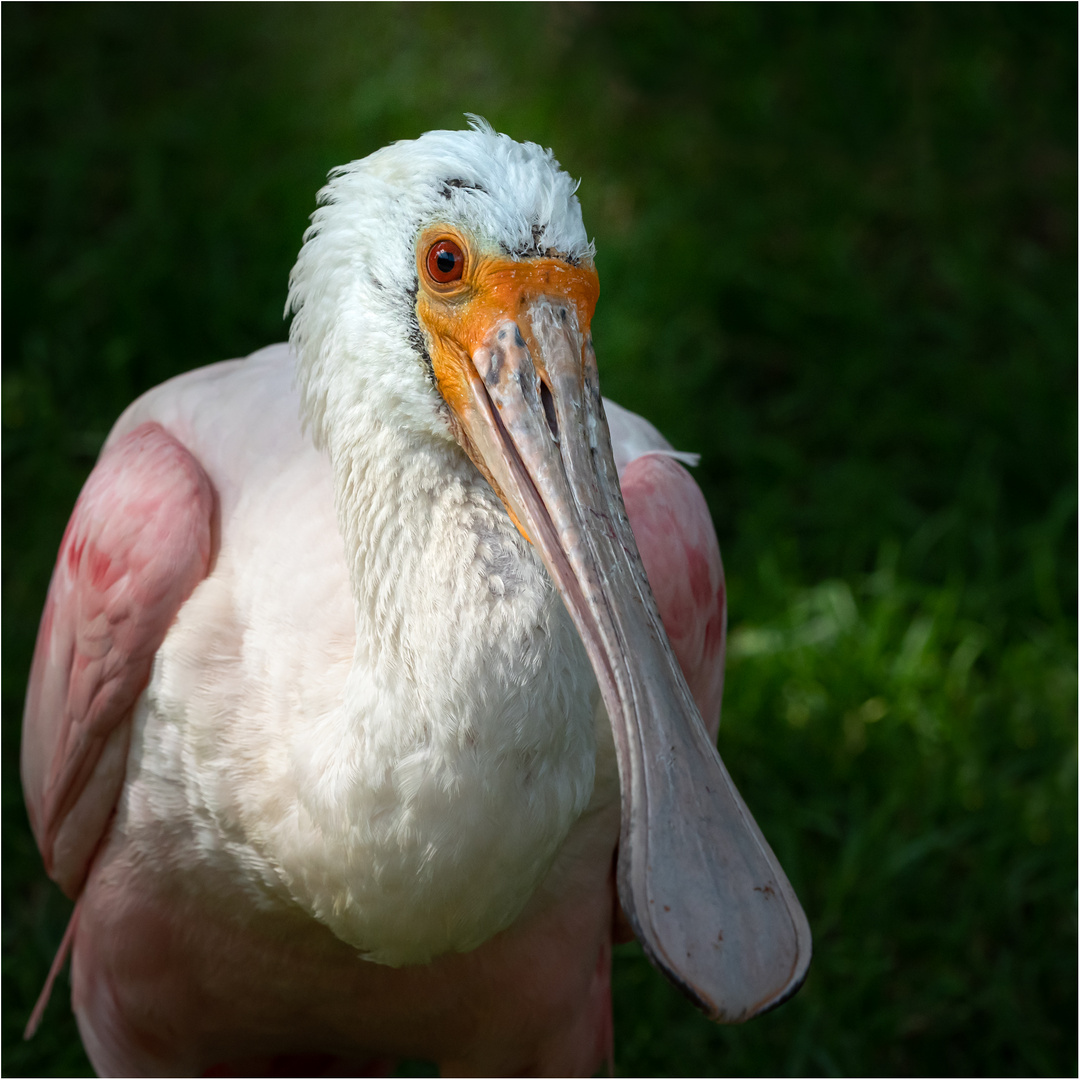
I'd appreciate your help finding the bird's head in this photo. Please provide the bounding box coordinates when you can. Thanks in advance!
[287,119,810,1024]
[287,116,596,452]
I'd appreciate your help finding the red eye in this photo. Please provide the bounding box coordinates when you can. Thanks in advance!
[426,239,465,284]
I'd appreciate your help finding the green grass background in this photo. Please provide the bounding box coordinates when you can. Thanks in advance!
[3,4,1075,1076]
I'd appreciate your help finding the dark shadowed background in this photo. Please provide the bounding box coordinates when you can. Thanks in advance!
[3,4,1076,1076]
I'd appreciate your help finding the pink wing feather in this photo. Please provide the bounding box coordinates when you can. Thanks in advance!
[21,422,215,899]
[620,453,726,741]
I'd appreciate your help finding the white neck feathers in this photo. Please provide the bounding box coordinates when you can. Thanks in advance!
[280,395,598,965]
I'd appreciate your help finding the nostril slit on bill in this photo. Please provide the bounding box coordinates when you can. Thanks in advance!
[540,379,559,442]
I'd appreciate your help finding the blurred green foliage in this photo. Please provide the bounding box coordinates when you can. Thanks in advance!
[3,4,1075,1076]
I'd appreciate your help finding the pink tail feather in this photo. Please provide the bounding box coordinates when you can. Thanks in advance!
[24,900,79,1040]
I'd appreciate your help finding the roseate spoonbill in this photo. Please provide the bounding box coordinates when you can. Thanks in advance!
[22,120,810,1076]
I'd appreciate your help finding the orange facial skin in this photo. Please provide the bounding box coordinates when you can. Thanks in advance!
[414,226,599,421]
[414,226,600,544]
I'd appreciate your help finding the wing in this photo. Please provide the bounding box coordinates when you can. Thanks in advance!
[620,454,725,741]
[21,422,215,898]
[605,399,725,740]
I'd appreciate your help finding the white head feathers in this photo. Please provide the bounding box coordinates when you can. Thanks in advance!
[286,120,594,450]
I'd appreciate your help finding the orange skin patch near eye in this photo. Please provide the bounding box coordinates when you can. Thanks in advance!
[415,228,599,543]
[416,228,599,419]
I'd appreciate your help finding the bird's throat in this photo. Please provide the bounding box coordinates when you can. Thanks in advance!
[303,420,600,965]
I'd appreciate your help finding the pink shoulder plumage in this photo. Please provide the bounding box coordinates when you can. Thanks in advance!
[620,453,726,740]
[21,422,215,898]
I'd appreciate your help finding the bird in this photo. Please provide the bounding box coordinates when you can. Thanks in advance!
[21,119,811,1076]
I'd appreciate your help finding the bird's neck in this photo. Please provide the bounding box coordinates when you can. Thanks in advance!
[299,399,599,965]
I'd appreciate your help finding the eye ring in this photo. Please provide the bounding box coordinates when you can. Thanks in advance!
[425,238,466,284]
